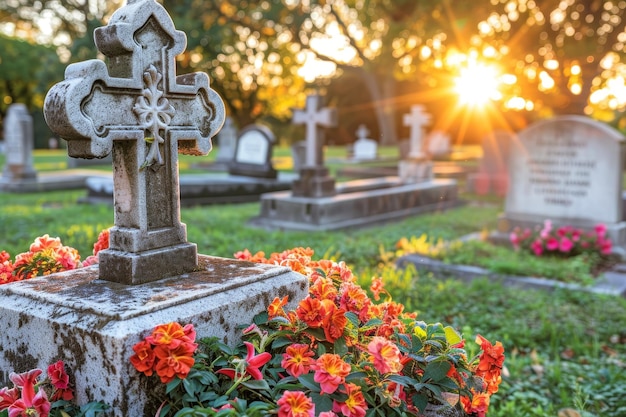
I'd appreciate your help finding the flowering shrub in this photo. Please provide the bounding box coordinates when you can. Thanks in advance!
[132,248,505,417]
[0,229,110,286]
[510,220,612,257]
[0,361,108,417]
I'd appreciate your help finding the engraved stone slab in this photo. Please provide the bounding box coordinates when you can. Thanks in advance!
[43,0,225,284]
[229,124,277,178]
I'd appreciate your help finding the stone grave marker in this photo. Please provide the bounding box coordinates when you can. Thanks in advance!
[0,2,308,415]
[291,94,338,197]
[427,130,451,159]
[498,115,626,253]
[399,104,433,182]
[1,103,37,182]
[467,130,515,195]
[229,124,278,178]
[352,124,378,160]
[216,116,237,162]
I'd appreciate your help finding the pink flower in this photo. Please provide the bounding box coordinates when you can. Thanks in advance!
[0,387,19,409]
[530,240,543,256]
[367,336,402,374]
[559,237,573,253]
[509,232,520,249]
[312,354,351,395]
[276,391,315,417]
[217,342,271,381]
[8,369,51,417]
[540,220,552,239]
[318,413,338,417]
[595,224,607,238]
[598,238,612,255]
[47,361,73,401]
[281,344,315,378]
[545,237,559,251]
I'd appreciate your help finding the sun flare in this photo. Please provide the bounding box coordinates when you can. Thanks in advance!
[454,63,502,107]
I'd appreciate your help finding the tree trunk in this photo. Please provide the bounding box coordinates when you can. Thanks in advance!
[359,69,398,145]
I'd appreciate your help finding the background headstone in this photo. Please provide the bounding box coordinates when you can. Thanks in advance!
[427,130,451,159]
[352,124,378,160]
[229,124,278,178]
[498,115,626,254]
[216,116,237,163]
[2,103,37,182]
[399,105,433,182]
[467,130,515,195]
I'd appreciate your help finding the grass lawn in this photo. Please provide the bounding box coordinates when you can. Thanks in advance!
[1,150,625,416]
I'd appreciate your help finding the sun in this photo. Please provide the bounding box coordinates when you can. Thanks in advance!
[454,62,502,107]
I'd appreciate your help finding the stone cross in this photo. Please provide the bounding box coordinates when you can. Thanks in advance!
[403,105,432,159]
[292,94,337,167]
[44,0,225,285]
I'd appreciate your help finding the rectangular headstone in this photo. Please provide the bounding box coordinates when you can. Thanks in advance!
[228,124,277,178]
[498,115,626,253]
[2,104,37,181]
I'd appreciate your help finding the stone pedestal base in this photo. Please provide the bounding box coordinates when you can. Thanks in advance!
[0,255,308,416]
[398,159,433,183]
[292,166,336,197]
[251,177,459,231]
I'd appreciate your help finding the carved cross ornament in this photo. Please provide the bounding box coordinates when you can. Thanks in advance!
[292,95,337,167]
[44,0,225,285]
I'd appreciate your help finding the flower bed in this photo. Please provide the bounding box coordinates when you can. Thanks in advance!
[1,236,504,417]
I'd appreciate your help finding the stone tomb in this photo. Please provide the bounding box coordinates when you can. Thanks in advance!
[0,1,308,415]
[497,115,626,254]
[467,130,515,196]
[250,97,458,231]
[229,124,278,178]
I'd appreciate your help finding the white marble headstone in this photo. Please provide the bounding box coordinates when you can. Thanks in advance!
[2,103,37,180]
[353,124,378,160]
[216,116,237,162]
[235,129,270,165]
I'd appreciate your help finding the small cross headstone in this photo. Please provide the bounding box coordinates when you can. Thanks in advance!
[229,124,277,178]
[403,105,432,159]
[216,116,237,162]
[2,103,37,181]
[291,94,337,197]
[292,94,337,167]
[352,124,378,160]
[44,0,225,285]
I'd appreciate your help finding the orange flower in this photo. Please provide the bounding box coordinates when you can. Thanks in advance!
[268,296,288,318]
[130,340,156,376]
[92,228,110,256]
[312,354,351,394]
[146,322,189,349]
[29,234,62,252]
[309,277,338,301]
[281,344,315,378]
[276,390,315,417]
[370,277,384,301]
[320,300,347,343]
[461,391,490,417]
[367,336,402,374]
[296,297,324,327]
[153,343,196,383]
[475,334,505,394]
[339,282,371,321]
[332,383,367,417]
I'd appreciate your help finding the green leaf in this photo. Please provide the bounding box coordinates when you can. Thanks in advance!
[310,392,333,413]
[345,311,360,327]
[411,393,429,413]
[297,373,321,392]
[422,361,451,382]
[333,335,348,356]
[241,379,271,391]
[388,374,417,386]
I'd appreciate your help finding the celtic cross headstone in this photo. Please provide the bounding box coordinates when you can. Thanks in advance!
[44,0,225,285]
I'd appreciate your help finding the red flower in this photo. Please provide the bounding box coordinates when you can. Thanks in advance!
[332,383,367,417]
[296,297,324,327]
[277,391,315,417]
[146,322,190,349]
[8,369,51,417]
[0,387,19,410]
[92,229,110,256]
[321,300,347,343]
[312,354,351,394]
[130,340,156,376]
[281,344,315,378]
[47,361,73,401]
[218,342,271,381]
[461,391,490,417]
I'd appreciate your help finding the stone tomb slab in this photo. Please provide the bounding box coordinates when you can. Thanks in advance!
[498,115,626,253]
[81,171,297,205]
[0,255,308,416]
[250,177,459,231]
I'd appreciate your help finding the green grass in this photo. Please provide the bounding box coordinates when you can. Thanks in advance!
[1,150,625,416]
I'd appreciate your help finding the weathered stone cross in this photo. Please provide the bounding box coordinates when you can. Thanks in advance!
[403,104,432,159]
[44,0,225,285]
[292,94,337,167]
